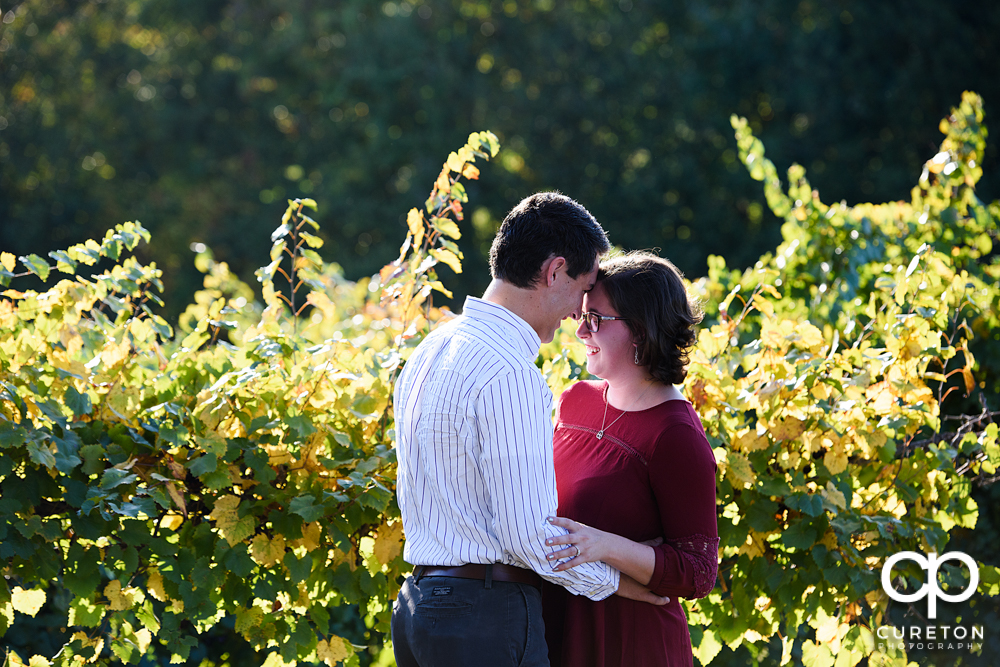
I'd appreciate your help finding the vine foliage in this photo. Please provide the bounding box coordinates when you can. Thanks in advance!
[0,133,498,666]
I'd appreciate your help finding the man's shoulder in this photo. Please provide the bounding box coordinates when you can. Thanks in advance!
[448,316,531,366]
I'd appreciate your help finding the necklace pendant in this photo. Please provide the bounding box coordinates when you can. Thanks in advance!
[596,431,604,439]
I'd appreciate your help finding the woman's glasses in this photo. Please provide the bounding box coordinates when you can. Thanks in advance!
[580,311,627,333]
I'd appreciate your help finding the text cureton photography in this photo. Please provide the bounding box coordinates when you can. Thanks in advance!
[877,550,985,654]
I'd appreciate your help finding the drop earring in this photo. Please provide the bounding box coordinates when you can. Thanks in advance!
[634,346,640,365]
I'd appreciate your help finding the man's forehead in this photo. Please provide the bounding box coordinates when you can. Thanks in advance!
[583,259,600,291]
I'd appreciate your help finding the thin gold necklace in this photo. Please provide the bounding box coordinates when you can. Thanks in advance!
[596,381,653,440]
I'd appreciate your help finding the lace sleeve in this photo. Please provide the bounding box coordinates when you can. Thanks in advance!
[664,533,720,598]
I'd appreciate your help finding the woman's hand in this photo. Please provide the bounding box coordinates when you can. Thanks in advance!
[615,573,670,606]
[545,516,622,569]
[545,516,658,585]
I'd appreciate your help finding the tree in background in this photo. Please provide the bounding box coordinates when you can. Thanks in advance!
[2,0,999,319]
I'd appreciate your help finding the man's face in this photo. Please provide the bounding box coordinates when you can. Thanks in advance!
[539,256,599,344]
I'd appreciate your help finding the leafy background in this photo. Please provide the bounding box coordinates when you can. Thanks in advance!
[2,1,1000,667]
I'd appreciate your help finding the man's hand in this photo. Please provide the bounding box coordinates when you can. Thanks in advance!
[614,573,670,605]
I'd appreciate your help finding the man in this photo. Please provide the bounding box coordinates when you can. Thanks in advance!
[391,192,666,667]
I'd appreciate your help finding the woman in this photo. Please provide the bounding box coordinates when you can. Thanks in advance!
[541,251,719,667]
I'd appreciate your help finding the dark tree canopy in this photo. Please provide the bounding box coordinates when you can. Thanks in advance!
[2,0,998,317]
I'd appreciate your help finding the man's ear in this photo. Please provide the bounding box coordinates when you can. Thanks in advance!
[544,256,567,286]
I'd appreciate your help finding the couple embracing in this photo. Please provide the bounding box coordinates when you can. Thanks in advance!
[391,193,719,667]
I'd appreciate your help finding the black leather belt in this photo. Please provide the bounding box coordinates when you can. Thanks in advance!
[417,563,542,588]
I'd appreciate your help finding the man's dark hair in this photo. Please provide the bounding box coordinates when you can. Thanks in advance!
[598,251,703,385]
[489,192,611,288]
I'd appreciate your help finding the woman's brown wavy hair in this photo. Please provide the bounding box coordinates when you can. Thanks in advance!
[597,251,703,385]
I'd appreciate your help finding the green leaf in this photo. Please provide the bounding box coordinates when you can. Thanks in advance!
[19,253,51,280]
[68,596,105,628]
[283,551,312,584]
[188,453,218,477]
[64,386,93,417]
[289,494,325,522]
[53,429,84,473]
[27,439,57,469]
[101,467,138,490]
[692,627,723,666]
[781,520,820,550]
[48,249,79,274]
[136,599,161,634]
[64,543,101,597]
[433,218,461,239]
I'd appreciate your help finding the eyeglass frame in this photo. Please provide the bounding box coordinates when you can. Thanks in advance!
[580,311,628,333]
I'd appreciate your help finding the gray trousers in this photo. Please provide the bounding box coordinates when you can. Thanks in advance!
[391,573,550,666]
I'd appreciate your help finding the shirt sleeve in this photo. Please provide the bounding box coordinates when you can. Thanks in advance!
[646,420,720,599]
[476,369,620,601]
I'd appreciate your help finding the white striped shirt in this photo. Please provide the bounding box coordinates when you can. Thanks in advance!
[394,296,619,600]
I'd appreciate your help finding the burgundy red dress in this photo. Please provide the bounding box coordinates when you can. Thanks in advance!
[542,380,719,667]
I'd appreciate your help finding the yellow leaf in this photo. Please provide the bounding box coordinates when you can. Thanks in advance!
[29,656,51,667]
[1,252,15,272]
[11,587,46,617]
[7,651,25,667]
[446,151,464,173]
[752,293,774,318]
[819,530,839,550]
[461,163,480,180]
[134,628,152,654]
[166,483,187,518]
[261,651,296,667]
[793,321,825,353]
[234,606,264,635]
[330,546,358,572]
[294,522,322,552]
[429,248,462,274]
[434,171,451,194]
[724,450,756,487]
[406,208,424,249]
[738,530,768,560]
[70,632,105,663]
[770,416,806,442]
[147,568,168,602]
[104,580,144,611]
[823,439,849,475]
[210,495,256,546]
[306,290,337,320]
[814,609,839,644]
[129,317,153,343]
[866,381,895,415]
[316,636,354,666]
[373,521,405,567]
[734,428,768,452]
[100,337,131,368]
[759,283,781,299]
[251,533,286,568]
[962,367,975,394]
[822,481,846,510]
[433,217,462,240]
[161,511,184,531]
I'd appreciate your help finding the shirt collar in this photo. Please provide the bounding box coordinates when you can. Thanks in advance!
[462,296,541,361]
